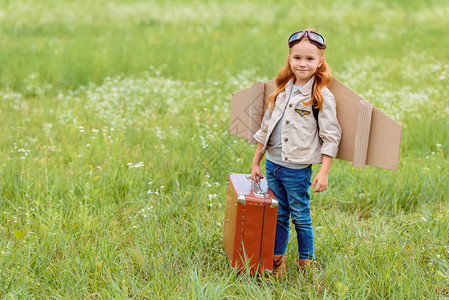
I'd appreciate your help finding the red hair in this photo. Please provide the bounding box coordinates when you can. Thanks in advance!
[268,29,332,110]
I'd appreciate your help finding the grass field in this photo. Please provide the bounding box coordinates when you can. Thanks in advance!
[1,0,449,298]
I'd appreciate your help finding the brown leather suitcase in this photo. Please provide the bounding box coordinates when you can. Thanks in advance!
[223,173,278,275]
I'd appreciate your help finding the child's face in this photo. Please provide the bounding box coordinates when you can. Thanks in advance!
[288,40,323,85]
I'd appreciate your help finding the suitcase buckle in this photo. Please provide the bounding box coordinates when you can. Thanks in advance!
[254,190,269,198]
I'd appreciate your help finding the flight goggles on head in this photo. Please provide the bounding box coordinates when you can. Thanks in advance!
[288,30,326,49]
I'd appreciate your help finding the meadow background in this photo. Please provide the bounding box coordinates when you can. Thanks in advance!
[1,0,448,298]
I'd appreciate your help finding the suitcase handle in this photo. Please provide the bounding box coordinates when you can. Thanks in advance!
[253,179,270,198]
[244,174,269,198]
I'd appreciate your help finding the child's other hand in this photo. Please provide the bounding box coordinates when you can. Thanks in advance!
[251,165,264,182]
[312,171,328,193]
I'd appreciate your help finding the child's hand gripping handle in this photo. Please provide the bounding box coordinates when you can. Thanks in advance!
[251,176,269,198]
[250,166,264,183]
[251,142,265,183]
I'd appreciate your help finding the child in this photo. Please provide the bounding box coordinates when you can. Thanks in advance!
[250,29,341,278]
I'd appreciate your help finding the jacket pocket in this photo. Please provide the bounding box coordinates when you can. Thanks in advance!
[293,104,316,128]
[289,123,315,157]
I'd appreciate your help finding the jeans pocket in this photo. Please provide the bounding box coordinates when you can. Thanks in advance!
[266,159,275,175]
[303,166,312,187]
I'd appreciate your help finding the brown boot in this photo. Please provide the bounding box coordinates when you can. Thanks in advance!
[294,258,316,270]
[272,255,286,279]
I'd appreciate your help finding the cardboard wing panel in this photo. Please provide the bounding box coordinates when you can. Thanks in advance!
[328,78,402,170]
[264,80,276,113]
[366,107,401,170]
[230,81,276,144]
[327,78,363,163]
[230,86,252,139]
[353,100,373,168]
[230,78,402,170]
[248,82,265,144]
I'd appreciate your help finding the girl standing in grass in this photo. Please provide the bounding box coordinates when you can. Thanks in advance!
[250,29,341,278]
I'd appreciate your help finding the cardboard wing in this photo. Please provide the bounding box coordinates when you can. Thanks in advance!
[230,78,402,170]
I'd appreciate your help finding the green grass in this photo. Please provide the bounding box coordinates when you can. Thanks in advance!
[1,0,449,298]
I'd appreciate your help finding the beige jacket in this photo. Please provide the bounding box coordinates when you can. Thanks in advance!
[253,77,341,165]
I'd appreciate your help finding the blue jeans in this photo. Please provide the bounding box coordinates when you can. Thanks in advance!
[266,160,314,260]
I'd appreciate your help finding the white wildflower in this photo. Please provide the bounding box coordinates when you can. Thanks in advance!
[127,162,144,168]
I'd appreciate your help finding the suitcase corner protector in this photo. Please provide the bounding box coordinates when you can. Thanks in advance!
[237,195,246,205]
[270,199,278,208]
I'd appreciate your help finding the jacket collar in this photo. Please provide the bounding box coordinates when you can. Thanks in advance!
[285,77,315,96]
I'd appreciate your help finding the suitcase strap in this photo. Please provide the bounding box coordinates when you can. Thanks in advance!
[253,179,270,273]
[252,180,269,198]
[244,174,275,274]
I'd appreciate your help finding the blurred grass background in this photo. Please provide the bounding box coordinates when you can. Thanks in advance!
[1,0,448,89]
[0,0,448,298]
